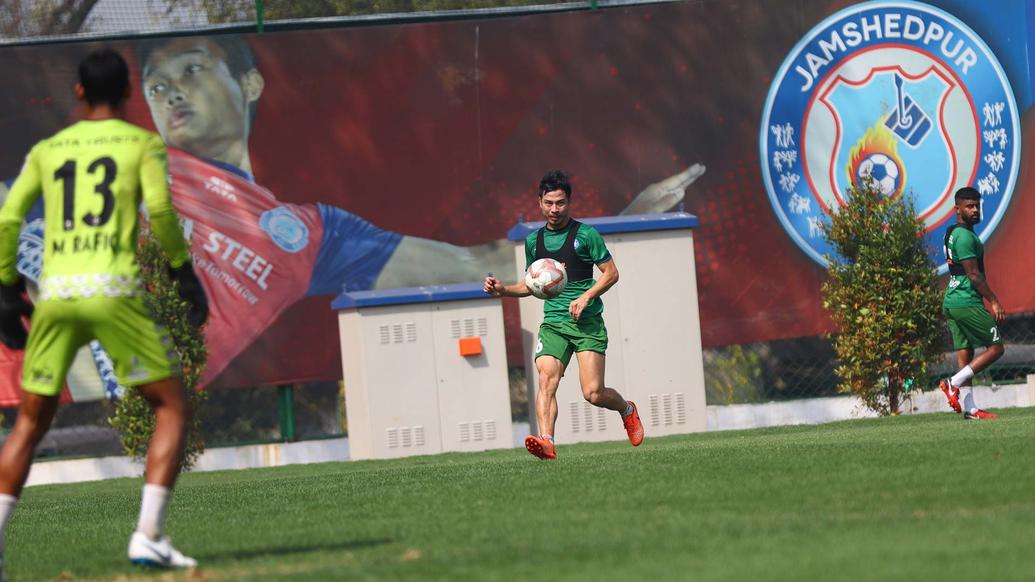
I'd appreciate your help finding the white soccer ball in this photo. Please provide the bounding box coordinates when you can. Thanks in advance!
[857,152,900,196]
[525,258,568,300]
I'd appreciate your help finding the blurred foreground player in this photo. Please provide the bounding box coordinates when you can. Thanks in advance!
[0,49,208,573]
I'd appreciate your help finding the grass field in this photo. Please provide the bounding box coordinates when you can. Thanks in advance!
[7,408,1035,581]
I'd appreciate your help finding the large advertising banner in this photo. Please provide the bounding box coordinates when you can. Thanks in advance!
[0,0,1031,405]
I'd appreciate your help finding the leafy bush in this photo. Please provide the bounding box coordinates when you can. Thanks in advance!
[821,182,943,415]
[704,345,764,405]
[108,229,207,469]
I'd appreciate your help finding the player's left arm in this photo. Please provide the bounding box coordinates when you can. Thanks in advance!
[370,166,702,290]
[954,230,1004,322]
[569,258,618,321]
[619,164,706,215]
[374,235,516,289]
[961,257,1005,322]
[568,229,617,321]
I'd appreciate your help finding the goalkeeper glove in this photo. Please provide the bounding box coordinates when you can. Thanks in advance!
[169,263,208,328]
[0,277,33,350]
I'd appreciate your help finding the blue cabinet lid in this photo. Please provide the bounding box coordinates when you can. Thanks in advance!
[333,282,495,310]
[506,211,698,240]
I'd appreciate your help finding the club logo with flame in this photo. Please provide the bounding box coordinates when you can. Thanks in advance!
[761,0,1019,273]
[846,123,907,200]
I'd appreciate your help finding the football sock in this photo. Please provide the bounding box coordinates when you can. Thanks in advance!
[950,366,974,388]
[136,484,171,540]
[542,434,554,443]
[0,494,17,549]
[621,402,634,418]
[961,388,978,414]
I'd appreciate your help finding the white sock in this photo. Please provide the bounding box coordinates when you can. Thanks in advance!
[0,494,17,551]
[961,388,978,414]
[950,366,974,388]
[135,484,170,540]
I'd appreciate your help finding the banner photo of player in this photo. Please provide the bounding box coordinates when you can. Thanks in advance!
[0,0,1032,404]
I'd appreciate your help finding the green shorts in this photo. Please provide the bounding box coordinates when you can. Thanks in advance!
[22,295,180,396]
[943,305,1002,350]
[535,315,608,369]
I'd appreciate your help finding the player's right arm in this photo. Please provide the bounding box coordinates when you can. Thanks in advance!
[483,275,531,298]
[0,146,43,285]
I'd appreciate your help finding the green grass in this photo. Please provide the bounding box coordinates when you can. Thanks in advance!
[8,409,1035,581]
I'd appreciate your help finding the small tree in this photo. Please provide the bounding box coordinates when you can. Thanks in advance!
[821,181,943,415]
[108,228,207,469]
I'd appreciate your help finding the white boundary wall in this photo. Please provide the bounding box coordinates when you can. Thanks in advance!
[25,438,348,488]
[22,379,1035,487]
[706,381,1035,431]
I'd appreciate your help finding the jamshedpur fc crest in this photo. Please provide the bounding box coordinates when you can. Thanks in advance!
[760,0,1019,273]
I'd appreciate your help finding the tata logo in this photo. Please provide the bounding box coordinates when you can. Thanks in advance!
[760,0,1019,273]
[204,176,238,202]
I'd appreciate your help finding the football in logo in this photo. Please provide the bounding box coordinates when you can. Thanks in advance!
[856,152,901,196]
[760,0,1019,273]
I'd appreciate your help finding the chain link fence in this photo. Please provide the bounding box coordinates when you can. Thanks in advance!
[703,311,1035,406]
[0,382,343,459]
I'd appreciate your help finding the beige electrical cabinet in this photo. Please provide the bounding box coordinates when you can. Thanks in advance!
[508,212,705,443]
[333,283,512,460]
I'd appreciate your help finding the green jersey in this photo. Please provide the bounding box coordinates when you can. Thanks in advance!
[525,220,611,322]
[0,120,190,299]
[943,224,984,308]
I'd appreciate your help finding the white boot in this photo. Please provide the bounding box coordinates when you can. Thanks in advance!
[128,531,197,568]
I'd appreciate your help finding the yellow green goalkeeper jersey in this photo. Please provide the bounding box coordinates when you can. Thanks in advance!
[0,119,190,299]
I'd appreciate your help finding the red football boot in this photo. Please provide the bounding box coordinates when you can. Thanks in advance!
[939,379,961,414]
[524,435,557,460]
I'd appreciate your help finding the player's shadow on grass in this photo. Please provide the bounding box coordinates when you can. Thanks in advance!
[204,537,392,561]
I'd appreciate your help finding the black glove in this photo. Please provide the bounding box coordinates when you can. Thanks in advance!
[0,277,33,350]
[168,263,209,328]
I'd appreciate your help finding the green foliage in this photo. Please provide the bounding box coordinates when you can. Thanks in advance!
[108,229,207,469]
[175,0,572,22]
[821,181,944,415]
[0,0,101,36]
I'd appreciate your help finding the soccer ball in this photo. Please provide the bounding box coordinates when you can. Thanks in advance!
[525,258,568,300]
[857,153,900,196]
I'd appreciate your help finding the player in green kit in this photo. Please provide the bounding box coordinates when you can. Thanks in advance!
[484,170,643,460]
[0,49,208,573]
[938,187,1003,420]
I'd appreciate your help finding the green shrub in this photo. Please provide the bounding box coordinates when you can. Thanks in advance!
[821,181,943,415]
[108,228,207,469]
[704,345,764,405]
